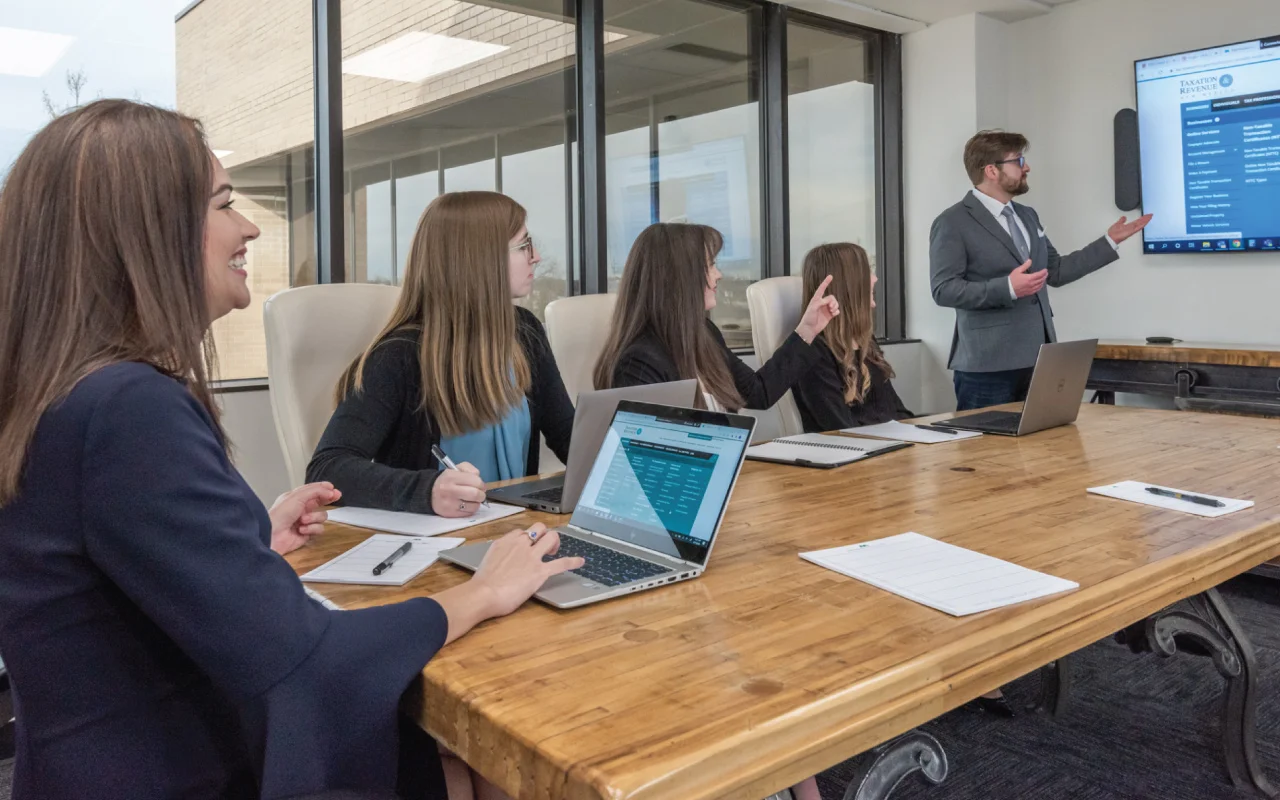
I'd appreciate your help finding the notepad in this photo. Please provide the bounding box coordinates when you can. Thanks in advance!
[301,534,465,586]
[1087,481,1253,518]
[326,503,522,537]
[745,433,911,468]
[303,585,343,610]
[800,532,1078,616]
[843,420,983,445]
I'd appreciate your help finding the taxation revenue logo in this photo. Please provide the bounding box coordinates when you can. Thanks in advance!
[1180,73,1235,96]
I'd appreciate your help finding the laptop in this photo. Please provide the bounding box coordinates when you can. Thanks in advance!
[937,339,1098,437]
[440,400,756,609]
[487,380,698,513]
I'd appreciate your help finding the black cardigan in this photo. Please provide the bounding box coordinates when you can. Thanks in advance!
[792,336,913,432]
[611,318,821,410]
[307,306,574,513]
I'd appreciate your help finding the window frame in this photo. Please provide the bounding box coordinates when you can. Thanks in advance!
[306,0,905,342]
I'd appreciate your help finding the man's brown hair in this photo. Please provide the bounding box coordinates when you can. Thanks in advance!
[963,130,1029,185]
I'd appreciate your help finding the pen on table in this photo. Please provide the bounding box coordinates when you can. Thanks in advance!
[372,542,412,575]
[1144,486,1225,508]
[915,424,958,436]
[431,444,489,509]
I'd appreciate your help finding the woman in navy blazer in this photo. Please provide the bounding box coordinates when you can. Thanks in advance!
[0,100,582,800]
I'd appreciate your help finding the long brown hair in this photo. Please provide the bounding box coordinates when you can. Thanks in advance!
[0,100,221,506]
[593,223,743,410]
[338,191,531,436]
[802,243,892,404]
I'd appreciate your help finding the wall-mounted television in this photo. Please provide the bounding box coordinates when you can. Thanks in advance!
[1135,35,1280,254]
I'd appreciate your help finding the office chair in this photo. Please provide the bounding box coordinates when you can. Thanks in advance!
[543,293,617,404]
[746,276,806,437]
[264,284,402,487]
[0,654,12,760]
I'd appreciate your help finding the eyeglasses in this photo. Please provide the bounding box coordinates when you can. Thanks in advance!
[509,234,536,256]
[993,156,1027,169]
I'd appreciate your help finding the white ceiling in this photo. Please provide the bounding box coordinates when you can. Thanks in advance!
[777,0,1078,33]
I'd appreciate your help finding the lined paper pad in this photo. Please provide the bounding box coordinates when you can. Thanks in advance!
[301,534,465,586]
[843,421,982,444]
[800,532,1078,616]
[1087,481,1253,518]
[746,433,905,466]
[326,503,521,537]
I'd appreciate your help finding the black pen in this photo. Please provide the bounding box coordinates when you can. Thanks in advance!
[915,424,958,435]
[372,542,413,575]
[431,444,489,509]
[1144,486,1225,508]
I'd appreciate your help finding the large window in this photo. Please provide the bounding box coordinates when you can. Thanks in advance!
[0,1,315,382]
[787,21,877,280]
[339,0,577,319]
[603,0,761,348]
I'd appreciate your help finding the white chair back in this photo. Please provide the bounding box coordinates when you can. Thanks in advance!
[746,276,805,437]
[264,284,401,487]
[543,293,618,404]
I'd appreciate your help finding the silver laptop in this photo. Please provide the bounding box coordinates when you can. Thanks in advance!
[938,339,1098,437]
[440,400,756,609]
[487,381,698,513]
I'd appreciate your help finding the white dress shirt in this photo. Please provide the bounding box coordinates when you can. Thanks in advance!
[969,188,1118,300]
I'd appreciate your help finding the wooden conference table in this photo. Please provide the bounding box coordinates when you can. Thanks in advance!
[288,404,1280,800]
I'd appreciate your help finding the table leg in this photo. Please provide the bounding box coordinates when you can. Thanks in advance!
[840,729,949,800]
[1091,390,1116,405]
[1033,656,1073,718]
[1115,588,1276,797]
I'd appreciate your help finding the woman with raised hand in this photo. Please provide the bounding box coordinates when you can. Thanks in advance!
[792,243,913,432]
[0,100,582,800]
[593,222,839,411]
[308,191,575,518]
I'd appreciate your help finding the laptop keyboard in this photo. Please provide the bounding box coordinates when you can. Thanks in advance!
[545,534,674,587]
[524,485,564,504]
[946,410,1022,433]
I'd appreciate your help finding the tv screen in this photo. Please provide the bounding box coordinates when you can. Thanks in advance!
[1135,35,1280,254]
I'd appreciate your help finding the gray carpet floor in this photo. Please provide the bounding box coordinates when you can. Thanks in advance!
[0,575,1276,800]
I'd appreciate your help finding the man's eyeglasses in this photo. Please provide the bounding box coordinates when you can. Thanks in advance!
[509,234,536,256]
[993,156,1027,169]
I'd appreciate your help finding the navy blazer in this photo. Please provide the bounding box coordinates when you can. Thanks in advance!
[0,363,449,799]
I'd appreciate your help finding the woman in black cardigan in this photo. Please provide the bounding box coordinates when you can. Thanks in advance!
[308,191,575,517]
[592,222,839,411]
[792,243,913,432]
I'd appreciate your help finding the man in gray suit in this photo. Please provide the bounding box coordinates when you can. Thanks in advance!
[930,130,1152,410]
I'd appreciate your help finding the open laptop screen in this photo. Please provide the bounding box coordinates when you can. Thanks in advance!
[568,401,754,565]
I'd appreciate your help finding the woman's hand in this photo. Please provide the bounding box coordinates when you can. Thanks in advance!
[794,275,840,344]
[435,523,586,643]
[269,482,341,555]
[432,461,487,517]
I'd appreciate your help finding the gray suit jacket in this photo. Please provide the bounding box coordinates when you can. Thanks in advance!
[929,192,1118,373]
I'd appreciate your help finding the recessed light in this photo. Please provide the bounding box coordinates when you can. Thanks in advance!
[342,31,508,84]
[0,26,74,78]
[212,150,234,159]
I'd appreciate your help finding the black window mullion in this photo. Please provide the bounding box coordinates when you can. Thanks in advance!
[874,31,905,340]
[575,0,607,294]
[760,1,789,279]
[312,0,345,283]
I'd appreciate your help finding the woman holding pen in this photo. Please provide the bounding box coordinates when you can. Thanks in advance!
[307,191,576,517]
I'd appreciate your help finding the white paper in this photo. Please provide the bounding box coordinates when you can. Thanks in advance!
[746,433,904,466]
[800,532,1078,616]
[1087,480,1253,518]
[843,421,982,445]
[301,534,465,586]
[326,503,522,537]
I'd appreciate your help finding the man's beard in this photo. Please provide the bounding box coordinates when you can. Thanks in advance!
[1003,174,1029,196]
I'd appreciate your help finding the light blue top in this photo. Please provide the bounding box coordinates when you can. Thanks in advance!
[438,397,531,483]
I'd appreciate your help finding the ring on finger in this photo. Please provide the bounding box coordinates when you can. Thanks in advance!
[458,500,468,512]
[527,529,539,543]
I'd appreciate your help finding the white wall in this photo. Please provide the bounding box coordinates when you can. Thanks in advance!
[904,0,1280,413]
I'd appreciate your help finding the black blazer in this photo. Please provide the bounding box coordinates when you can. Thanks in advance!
[792,336,913,431]
[0,363,448,799]
[611,318,820,410]
[308,306,574,513]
